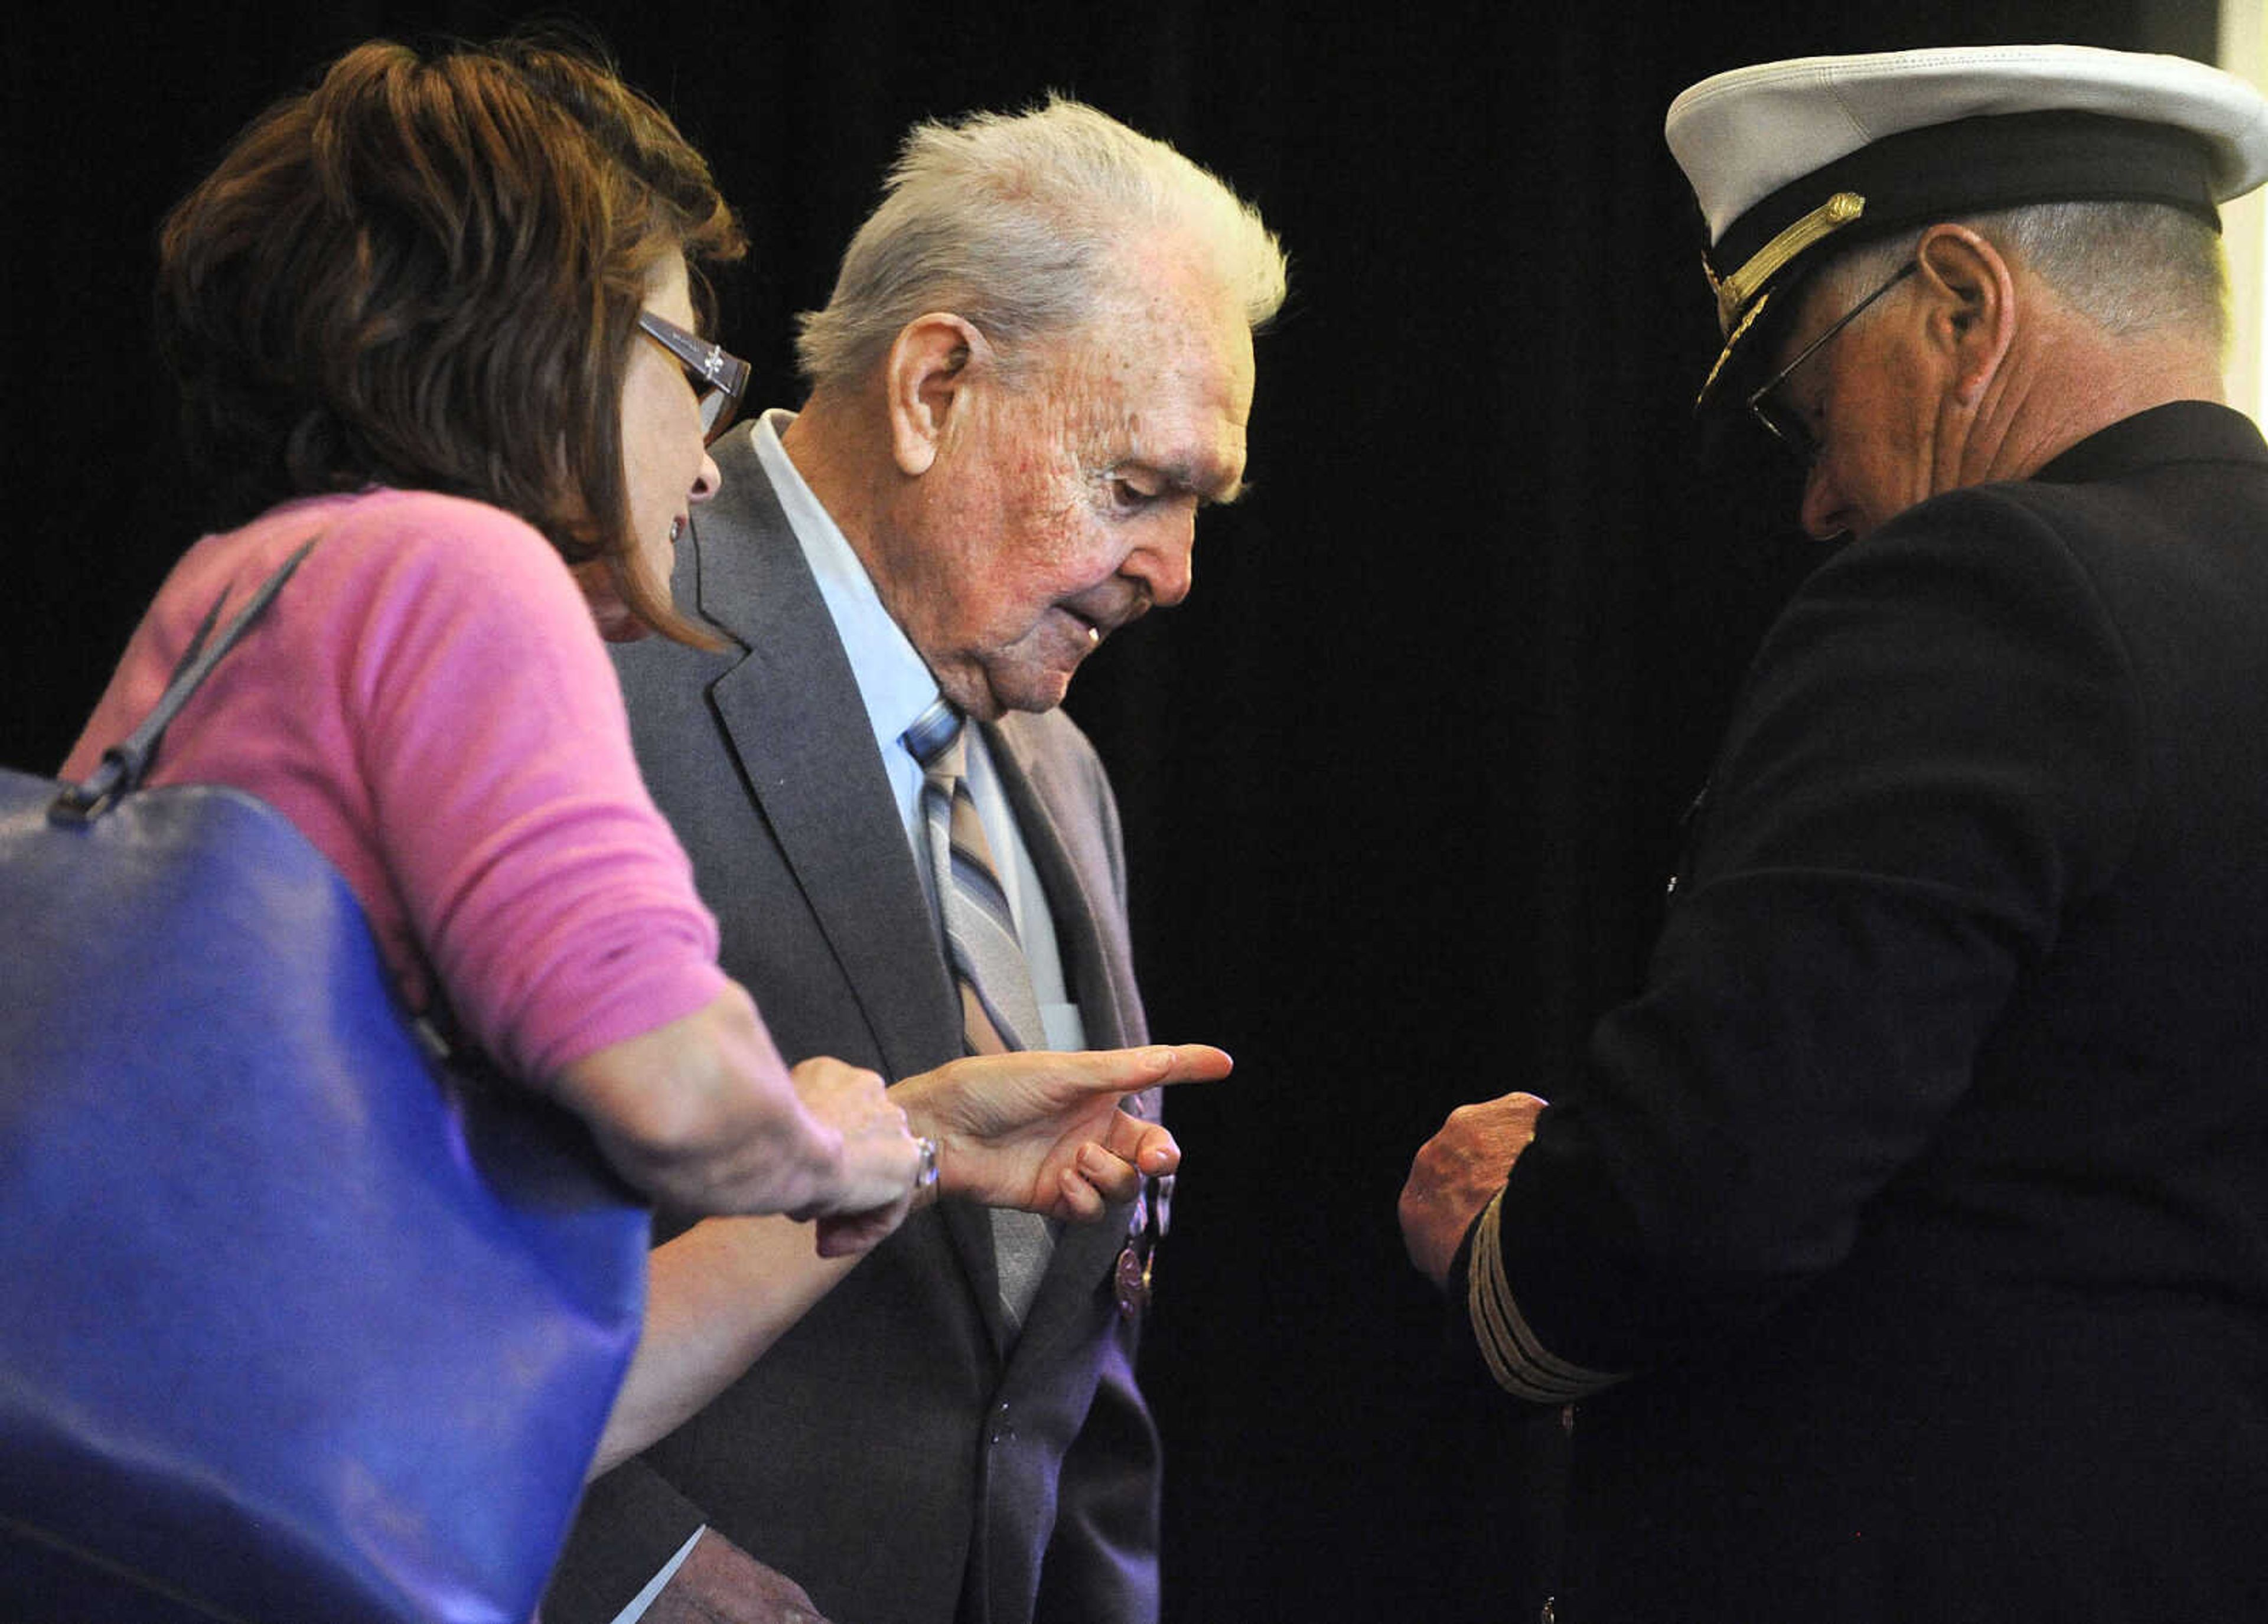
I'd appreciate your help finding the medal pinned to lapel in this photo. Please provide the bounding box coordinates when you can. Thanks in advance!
[1115,1241,1151,1320]
[1115,1171,1172,1321]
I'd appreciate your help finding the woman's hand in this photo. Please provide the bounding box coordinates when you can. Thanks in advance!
[556,987,919,1222]
[783,1055,922,1218]
[589,1043,1228,1473]
[790,1055,923,1258]
[889,1043,1231,1219]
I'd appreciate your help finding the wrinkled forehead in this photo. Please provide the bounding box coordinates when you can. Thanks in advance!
[1088,261,1252,367]
[1057,287,1253,454]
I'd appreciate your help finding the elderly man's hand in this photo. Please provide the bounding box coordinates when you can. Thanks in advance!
[1399,1091,1549,1289]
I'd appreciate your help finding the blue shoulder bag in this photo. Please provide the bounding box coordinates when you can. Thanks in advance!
[0,543,650,1622]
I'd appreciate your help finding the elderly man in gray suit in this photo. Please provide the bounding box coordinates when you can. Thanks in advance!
[545,98,1286,1624]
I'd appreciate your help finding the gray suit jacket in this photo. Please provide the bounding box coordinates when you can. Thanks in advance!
[545,424,1160,1624]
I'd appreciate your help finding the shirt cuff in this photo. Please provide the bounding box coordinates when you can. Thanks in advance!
[607,1526,707,1624]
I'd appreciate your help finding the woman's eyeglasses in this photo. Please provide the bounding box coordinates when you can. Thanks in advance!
[638,310,751,445]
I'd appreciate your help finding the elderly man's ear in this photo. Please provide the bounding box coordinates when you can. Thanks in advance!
[1914,224,2018,405]
[886,312,993,475]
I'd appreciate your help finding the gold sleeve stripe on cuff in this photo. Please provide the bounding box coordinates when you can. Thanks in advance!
[1467,1189,1627,1403]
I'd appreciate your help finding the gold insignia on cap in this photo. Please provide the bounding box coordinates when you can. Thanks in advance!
[1696,283,1779,405]
[1711,190,1867,335]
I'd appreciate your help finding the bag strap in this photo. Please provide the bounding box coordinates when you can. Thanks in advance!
[51,540,319,825]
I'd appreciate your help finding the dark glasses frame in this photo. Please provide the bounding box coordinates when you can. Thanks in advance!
[1746,260,1917,464]
[637,309,751,445]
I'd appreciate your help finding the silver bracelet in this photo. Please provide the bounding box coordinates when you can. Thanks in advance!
[914,1136,941,1200]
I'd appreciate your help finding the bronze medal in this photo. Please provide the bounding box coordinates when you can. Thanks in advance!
[1115,1240,1151,1320]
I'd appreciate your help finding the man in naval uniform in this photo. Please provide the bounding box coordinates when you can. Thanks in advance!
[1402,44,2268,1623]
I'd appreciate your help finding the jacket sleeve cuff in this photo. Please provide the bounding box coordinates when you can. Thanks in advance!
[1467,1189,1628,1403]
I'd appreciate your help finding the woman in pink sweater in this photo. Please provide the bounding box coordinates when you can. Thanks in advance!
[68,35,1208,1447]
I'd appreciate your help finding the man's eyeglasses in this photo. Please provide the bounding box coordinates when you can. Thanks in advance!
[1746,260,1917,464]
[638,310,751,445]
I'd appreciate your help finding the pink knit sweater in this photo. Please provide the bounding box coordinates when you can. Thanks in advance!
[65,488,734,1082]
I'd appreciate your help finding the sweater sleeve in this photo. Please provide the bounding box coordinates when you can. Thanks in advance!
[327,494,729,1082]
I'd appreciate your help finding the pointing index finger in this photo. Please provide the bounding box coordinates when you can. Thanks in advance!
[1130,1042,1233,1086]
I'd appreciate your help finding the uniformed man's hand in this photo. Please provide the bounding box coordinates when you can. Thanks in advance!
[1399,1091,1549,1288]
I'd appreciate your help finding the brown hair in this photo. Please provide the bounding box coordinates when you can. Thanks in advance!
[157,34,745,643]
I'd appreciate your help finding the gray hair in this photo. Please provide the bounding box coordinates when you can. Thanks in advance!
[1812,199,2227,351]
[793,94,1287,390]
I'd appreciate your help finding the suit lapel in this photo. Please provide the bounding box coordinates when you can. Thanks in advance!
[684,435,1010,1345]
[686,432,962,1085]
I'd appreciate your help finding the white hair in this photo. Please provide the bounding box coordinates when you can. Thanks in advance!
[1812,199,2227,350]
[794,94,1287,390]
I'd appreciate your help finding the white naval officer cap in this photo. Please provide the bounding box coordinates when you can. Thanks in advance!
[1663,43,2268,409]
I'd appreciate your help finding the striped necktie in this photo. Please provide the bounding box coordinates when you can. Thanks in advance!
[902,697,1055,1328]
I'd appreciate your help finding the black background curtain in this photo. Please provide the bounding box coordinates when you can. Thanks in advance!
[2,2,2207,1618]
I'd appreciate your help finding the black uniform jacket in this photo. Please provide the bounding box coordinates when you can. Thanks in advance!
[1465,403,2268,1623]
